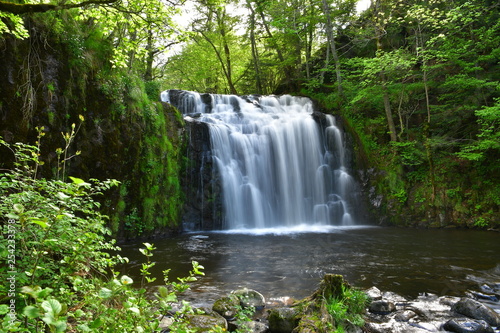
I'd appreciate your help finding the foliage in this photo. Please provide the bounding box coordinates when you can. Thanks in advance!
[0,137,206,332]
[457,98,500,161]
[325,284,369,331]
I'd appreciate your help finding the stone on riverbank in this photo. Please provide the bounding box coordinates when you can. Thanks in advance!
[213,294,241,319]
[368,300,396,315]
[443,318,494,333]
[268,307,300,333]
[185,313,227,332]
[232,288,266,310]
[451,297,500,327]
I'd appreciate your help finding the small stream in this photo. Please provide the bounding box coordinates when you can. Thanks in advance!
[119,226,500,307]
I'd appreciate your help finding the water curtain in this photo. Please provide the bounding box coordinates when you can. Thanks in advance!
[162,90,360,230]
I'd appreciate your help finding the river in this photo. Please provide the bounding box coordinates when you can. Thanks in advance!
[119,226,500,307]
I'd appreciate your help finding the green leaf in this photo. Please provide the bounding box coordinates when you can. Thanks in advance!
[42,312,56,325]
[53,320,67,332]
[69,176,91,187]
[128,307,140,315]
[73,309,85,318]
[0,304,9,315]
[41,299,63,316]
[90,318,103,329]
[99,287,113,299]
[31,219,50,229]
[158,286,169,298]
[23,306,40,319]
[57,192,71,200]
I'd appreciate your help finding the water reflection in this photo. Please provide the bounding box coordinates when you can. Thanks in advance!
[119,227,500,306]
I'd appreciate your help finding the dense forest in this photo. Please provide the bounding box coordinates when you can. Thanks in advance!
[1,0,499,233]
[0,0,499,331]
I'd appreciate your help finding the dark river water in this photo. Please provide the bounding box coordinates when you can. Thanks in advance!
[118,226,500,306]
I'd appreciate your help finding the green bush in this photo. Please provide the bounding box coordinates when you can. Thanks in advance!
[0,137,204,332]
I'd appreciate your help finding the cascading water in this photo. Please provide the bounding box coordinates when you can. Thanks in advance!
[162,90,363,230]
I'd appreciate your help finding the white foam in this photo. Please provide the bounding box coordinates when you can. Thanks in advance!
[208,224,378,236]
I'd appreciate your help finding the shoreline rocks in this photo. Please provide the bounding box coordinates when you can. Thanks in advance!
[364,287,500,333]
[160,278,500,333]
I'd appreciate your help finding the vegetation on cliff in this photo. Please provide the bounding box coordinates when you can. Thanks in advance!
[0,0,186,238]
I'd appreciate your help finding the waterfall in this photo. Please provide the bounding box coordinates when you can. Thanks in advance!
[162,90,362,230]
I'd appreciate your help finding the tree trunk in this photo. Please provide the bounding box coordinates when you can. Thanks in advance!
[322,0,344,99]
[247,2,264,94]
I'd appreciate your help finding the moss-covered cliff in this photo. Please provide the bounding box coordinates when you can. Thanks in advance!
[0,19,185,239]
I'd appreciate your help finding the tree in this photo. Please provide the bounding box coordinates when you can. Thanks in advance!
[0,0,181,72]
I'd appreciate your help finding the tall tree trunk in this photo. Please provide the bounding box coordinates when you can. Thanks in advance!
[144,29,155,81]
[256,5,294,87]
[322,0,344,100]
[247,1,264,93]
[374,0,397,141]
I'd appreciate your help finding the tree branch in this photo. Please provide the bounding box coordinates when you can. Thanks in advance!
[0,0,120,14]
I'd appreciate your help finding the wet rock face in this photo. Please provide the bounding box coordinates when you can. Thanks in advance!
[182,119,224,230]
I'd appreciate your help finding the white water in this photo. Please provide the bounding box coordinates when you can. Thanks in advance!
[162,90,360,230]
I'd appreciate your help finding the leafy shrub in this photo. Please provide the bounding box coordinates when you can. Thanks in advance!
[0,137,204,332]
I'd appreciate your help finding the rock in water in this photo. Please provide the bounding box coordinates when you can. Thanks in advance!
[451,298,500,327]
[443,318,494,333]
[232,288,266,310]
[368,300,396,315]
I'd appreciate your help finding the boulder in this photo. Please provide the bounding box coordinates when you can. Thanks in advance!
[268,307,300,333]
[451,297,500,327]
[443,318,494,333]
[368,300,396,315]
[232,288,266,310]
[212,294,241,319]
[186,313,227,332]
[365,286,382,301]
[233,320,268,333]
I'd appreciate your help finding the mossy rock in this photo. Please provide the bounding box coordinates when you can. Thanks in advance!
[268,307,300,333]
[186,313,227,332]
[212,294,240,319]
[308,274,347,302]
[292,314,324,333]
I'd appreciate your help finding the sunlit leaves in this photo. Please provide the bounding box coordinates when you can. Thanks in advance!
[0,11,29,39]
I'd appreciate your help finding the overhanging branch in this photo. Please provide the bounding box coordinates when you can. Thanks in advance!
[0,0,120,14]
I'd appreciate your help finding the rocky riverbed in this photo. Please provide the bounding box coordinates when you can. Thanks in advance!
[159,276,500,332]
